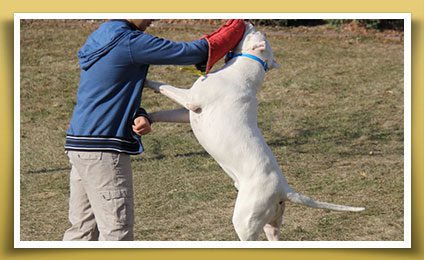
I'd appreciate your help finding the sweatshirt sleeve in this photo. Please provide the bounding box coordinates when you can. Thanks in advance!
[133,107,153,124]
[129,33,208,66]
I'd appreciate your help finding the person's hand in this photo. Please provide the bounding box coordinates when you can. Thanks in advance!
[200,19,245,73]
[133,116,152,136]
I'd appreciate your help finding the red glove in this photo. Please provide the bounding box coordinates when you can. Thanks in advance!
[200,19,246,73]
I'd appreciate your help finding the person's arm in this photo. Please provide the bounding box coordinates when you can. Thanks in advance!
[130,19,246,73]
[130,35,209,66]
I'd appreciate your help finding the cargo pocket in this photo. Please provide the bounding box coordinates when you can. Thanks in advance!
[100,189,134,227]
[77,152,102,160]
[72,152,103,168]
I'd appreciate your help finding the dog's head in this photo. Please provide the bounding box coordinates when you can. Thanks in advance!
[233,22,281,71]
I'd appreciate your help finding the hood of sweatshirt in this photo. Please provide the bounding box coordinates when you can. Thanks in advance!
[77,20,137,70]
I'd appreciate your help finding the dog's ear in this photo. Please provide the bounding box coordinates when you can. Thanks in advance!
[252,41,266,51]
[245,22,256,32]
[269,59,281,70]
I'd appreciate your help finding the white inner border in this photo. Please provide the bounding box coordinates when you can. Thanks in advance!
[14,13,412,249]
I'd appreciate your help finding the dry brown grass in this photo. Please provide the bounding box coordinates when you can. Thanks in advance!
[20,20,404,241]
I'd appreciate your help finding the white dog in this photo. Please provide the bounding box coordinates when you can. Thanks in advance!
[145,23,365,241]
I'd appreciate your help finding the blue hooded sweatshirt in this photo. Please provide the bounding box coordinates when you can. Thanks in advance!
[65,20,208,154]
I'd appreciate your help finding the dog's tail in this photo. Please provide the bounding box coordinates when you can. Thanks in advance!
[286,191,365,212]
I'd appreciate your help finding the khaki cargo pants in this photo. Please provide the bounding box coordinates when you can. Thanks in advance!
[63,151,134,241]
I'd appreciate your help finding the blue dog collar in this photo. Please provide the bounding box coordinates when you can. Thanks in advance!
[226,52,268,71]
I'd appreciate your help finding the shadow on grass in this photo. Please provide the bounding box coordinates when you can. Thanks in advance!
[132,150,210,162]
[23,134,308,175]
[25,167,71,174]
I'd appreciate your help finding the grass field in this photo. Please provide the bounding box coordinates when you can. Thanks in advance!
[19,19,405,241]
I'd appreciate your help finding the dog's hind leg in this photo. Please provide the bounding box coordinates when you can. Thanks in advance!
[232,189,268,241]
[263,201,285,241]
[144,79,201,112]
